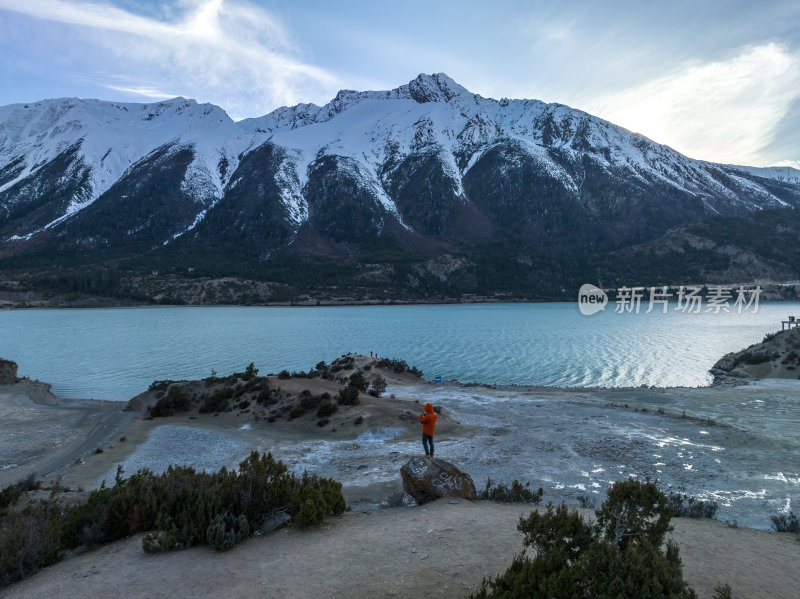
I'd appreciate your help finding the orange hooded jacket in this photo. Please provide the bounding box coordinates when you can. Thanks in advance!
[419,403,437,436]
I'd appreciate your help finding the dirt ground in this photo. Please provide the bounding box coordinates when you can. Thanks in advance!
[0,380,132,489]
[3,499,799,599]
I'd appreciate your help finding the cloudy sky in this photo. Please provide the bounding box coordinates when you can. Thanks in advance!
[0,0,797,168]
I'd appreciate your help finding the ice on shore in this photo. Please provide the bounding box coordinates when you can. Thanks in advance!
[98,425,248,485]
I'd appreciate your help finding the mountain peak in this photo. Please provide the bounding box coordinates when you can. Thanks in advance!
[402,72,471,103]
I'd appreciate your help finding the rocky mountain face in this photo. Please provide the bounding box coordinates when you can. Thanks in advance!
[1,73,799,302]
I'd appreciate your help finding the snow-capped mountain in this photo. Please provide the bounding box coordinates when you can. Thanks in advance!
[0,97,256,241]
[1,73,799,298]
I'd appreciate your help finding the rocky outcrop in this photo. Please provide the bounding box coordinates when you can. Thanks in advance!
[711,328,800,383]
[0,358,18,383]
[400,457,477,504]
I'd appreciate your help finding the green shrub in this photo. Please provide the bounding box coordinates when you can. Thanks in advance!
[206,511,250,551]
[0,474,41,514]
[277,370,291,379]
[199,387,234,413]
[243,363,259,380]
[712,584,734,599]
[1,453,345,588]
[148,379,175,392]
[148,385,191,417]
[348,372,368,391]
[294,487,328,528]
[770,511,799,533]
[480,479,543,504]
[256,386,273,405]
[667,489,718,518]
[0,499,63,587]
[736,352,772,365]
[369,375,387,397]
[374,357,422,377]
[300,391,320,410]
[337,385,360,405]
[317,400,338,418]
[471,479,699,599]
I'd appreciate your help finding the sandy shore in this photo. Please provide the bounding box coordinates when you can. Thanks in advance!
[0,380,133,489]
[2,359,799,597]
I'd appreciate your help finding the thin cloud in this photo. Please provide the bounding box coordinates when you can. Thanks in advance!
[581,44,800,166]
[774,160,800,170]
[103,85,177,100]
[0,0,342,117]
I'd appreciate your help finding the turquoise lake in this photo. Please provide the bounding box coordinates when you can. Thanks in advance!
[1,302,798,400]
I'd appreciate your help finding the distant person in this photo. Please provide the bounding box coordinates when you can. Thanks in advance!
[419,402,437,458]
[370,351,373,357]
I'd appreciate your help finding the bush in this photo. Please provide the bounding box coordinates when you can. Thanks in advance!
[770,511,799,533]
[736,352,772,365]
[2,452,346,588]
[243,363,259,380]
[277,370,291,379]
[256,386,273,405]
[0,498,63,587]
[667,489,718,519]
[480,479,543,504]
[471,479,700,599]
[148,385,191,417]
[337,385,360,406]
[148,379,175,392]
[199,387,234,413]
[294,487,328,528]
[369,375,387,397]
[375,357,422,377]
[348,372,368,392]
[206,511,250,551]
[713,584,734,599]
[0,475,41,514]
[300,391,320,411]
[317,400,338,418]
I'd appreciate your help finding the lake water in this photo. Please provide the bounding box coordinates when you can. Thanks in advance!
[1,302,798,400]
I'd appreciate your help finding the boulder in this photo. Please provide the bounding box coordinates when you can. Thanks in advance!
[0,359,18,384]
[400,457,477,504]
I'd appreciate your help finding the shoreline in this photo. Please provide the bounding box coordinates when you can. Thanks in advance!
[3,359,797,531]
[3,293,800,310]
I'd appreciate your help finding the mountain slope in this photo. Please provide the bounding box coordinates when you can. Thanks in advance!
[0,97,256,242]
[1,74,799,301]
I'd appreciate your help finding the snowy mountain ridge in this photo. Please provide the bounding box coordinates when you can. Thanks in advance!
[1,73,799,259]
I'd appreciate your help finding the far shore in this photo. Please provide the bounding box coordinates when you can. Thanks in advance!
[3,283,800,310]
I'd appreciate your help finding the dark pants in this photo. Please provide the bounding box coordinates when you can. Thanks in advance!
[422,433,434,456]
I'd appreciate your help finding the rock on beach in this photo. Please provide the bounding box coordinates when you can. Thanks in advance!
[400,457,477,503]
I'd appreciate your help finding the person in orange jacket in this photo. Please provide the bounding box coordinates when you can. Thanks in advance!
[419,402,437,458]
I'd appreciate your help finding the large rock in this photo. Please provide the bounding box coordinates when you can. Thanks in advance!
[400,457,477,503]
[710,328,800,383]
[0,359,18,383]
